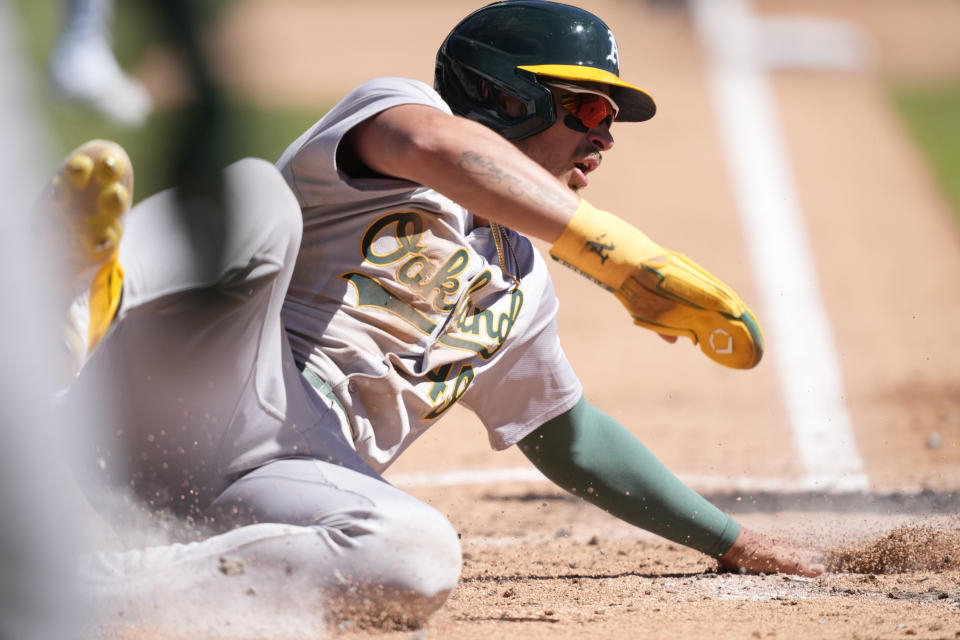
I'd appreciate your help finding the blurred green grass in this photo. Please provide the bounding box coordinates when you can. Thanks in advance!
[892,83,960,227]
[11,0,328,199]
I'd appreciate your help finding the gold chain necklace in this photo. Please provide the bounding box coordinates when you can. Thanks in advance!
[488,221,521,288]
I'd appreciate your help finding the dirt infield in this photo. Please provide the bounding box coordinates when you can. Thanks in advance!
[125,1,960,638]
[355,487,959,639]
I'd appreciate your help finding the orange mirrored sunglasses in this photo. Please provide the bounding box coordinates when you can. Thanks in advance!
[550,82,619,131]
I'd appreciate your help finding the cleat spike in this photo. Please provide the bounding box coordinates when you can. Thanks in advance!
[96,183,130,218]
[65,154,94,188]
[94,152,125,185]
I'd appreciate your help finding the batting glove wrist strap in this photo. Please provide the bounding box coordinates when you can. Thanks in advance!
[549,199,765,369]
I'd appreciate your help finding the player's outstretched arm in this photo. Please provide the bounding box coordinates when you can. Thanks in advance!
[518,396,824,577]
[345,104,763,369]
[342,103,579,241]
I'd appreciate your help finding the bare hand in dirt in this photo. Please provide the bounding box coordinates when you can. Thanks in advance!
[717,526,826,577]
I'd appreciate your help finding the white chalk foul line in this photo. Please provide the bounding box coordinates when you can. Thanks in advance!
[386,466,868,493]
[691,0,867,490]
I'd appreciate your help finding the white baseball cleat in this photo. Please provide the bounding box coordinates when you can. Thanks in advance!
[37,139,132,382]
[50,36,152,127]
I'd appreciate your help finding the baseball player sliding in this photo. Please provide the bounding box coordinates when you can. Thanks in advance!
[45,0,823,631]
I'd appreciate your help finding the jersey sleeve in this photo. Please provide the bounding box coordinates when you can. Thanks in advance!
[276,77,452,208]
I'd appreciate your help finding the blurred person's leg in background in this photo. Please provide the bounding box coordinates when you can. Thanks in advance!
[50,0,152,126]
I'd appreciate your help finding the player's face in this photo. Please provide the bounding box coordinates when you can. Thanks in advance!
[514,83,616,192]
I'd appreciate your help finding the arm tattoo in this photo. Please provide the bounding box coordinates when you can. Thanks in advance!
[458,150,570,210]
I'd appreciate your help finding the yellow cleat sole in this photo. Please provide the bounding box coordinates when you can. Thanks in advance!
[42,139,133,269]
[38,140,133,382]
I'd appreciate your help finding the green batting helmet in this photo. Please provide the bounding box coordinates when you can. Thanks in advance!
[435,0,656,140]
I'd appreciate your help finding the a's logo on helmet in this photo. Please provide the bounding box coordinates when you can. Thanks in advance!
[606,29,620,70]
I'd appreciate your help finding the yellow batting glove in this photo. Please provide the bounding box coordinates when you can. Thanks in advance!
[549,200,764,369]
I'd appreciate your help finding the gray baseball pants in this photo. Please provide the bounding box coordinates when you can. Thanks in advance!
[65,158,460,632]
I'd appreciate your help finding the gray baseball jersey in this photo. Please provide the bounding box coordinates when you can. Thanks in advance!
[276,77,582,472]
